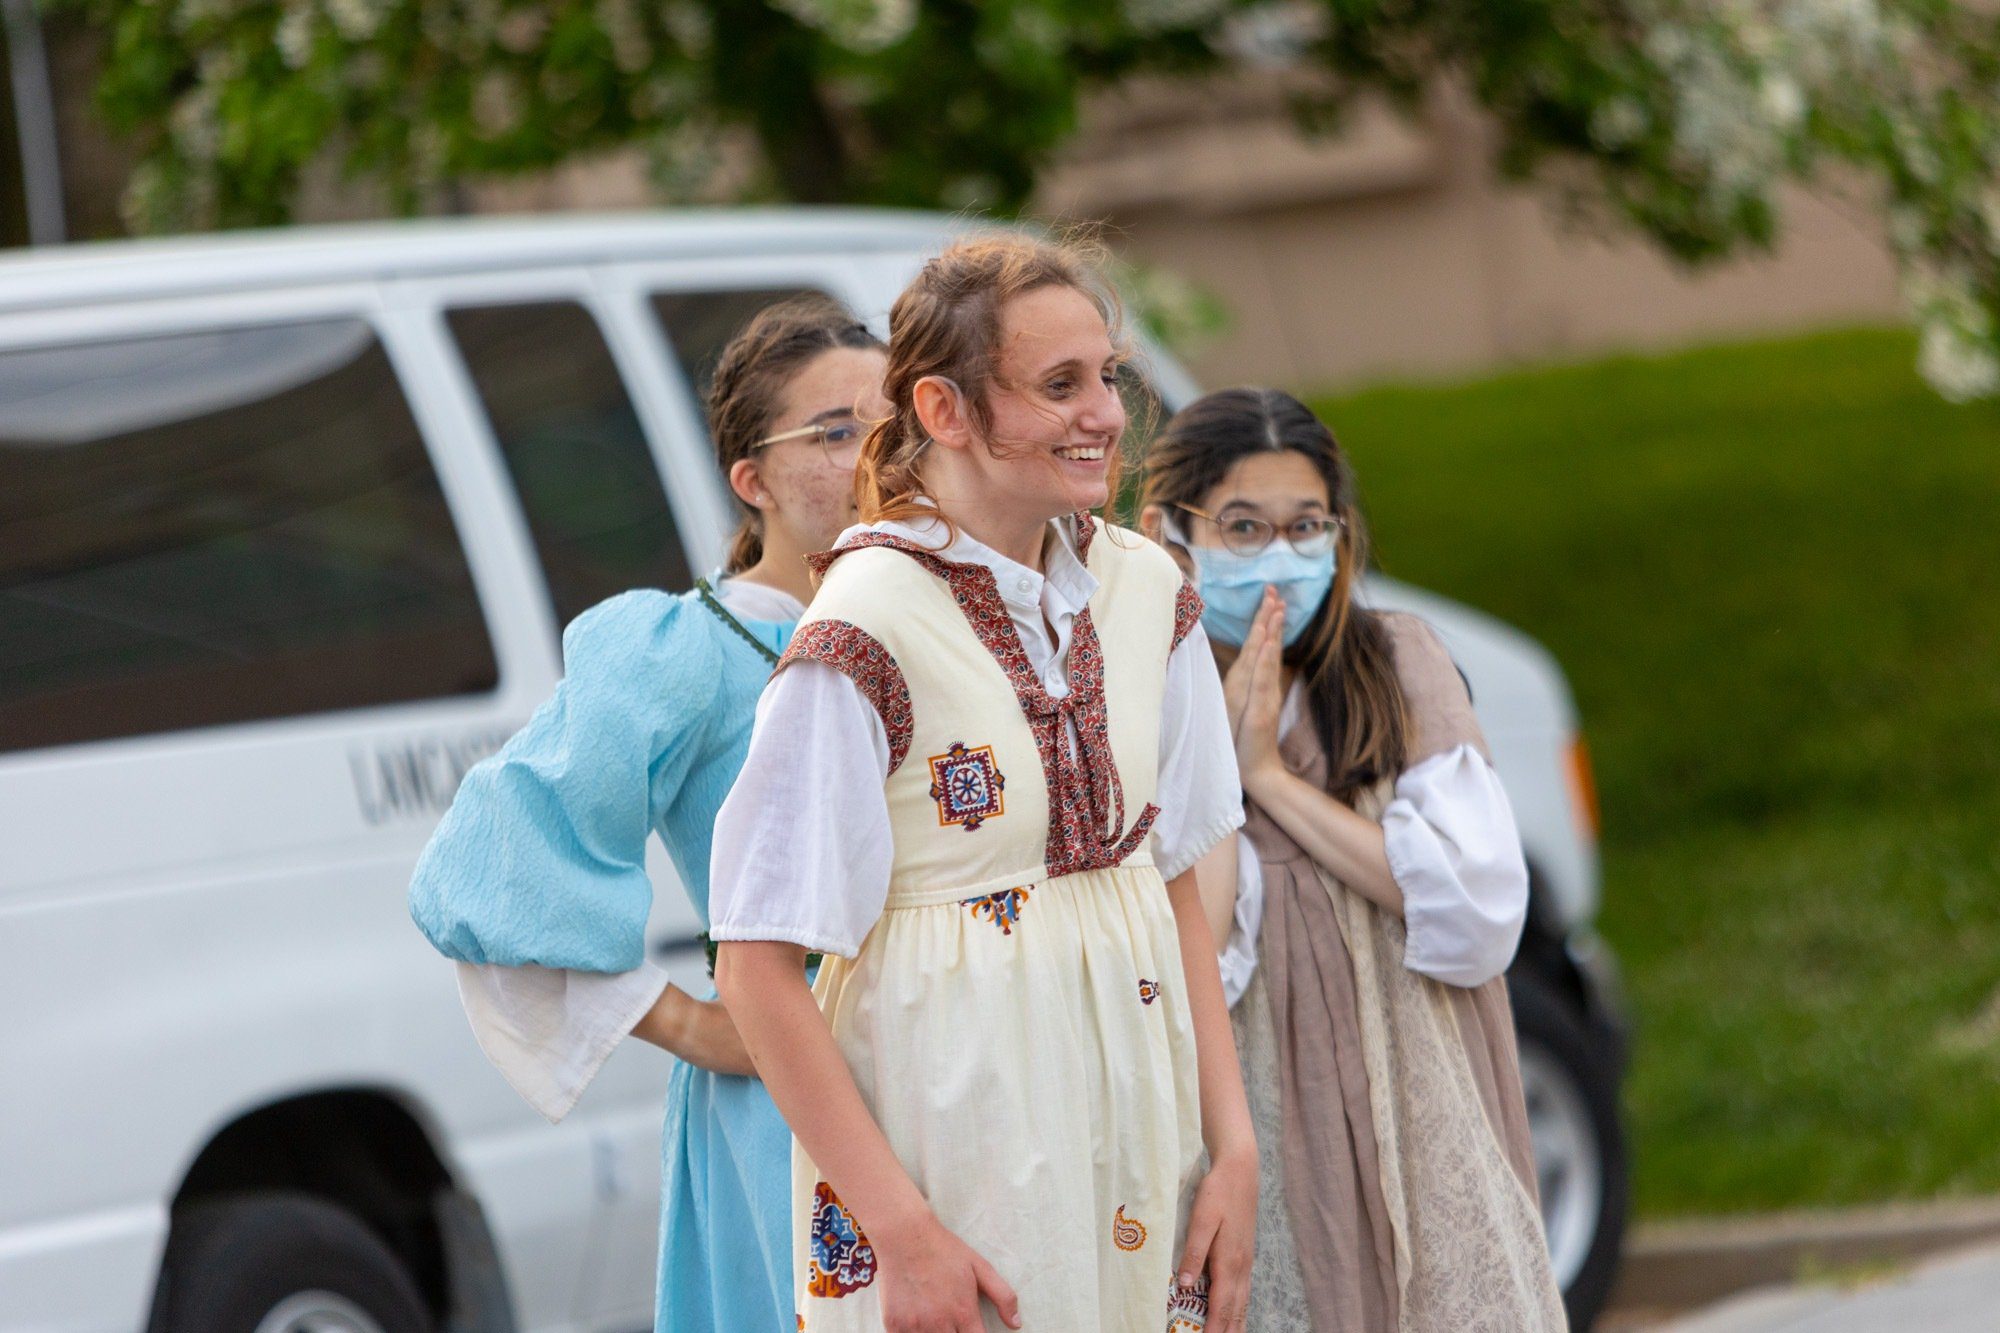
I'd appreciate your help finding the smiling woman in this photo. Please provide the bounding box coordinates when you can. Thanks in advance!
[709,235,1261,1333]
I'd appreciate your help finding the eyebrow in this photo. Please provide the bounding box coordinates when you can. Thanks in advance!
[1216,498,1329,517]
[803,406,859,425]
[1033,351,1121,378]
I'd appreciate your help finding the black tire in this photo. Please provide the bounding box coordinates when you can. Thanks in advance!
[1509,968,1629,1332]
[149,1191,432,1333]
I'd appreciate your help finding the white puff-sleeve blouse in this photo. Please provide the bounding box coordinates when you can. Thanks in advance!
[1218,682,1529,1005]
[708,514,1246,956]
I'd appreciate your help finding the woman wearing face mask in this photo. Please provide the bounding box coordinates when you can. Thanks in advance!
[409,296,888,1333]
[1139,387,1565,1332]
[708,237,1257,1333]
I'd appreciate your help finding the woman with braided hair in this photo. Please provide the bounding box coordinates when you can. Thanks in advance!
[409,295,887,1333]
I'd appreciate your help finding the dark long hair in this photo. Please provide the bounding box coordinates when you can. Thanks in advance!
[705,294,884,572]
[1141,387,1408,800]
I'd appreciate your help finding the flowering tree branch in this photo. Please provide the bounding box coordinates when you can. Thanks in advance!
[67,0,2000,398]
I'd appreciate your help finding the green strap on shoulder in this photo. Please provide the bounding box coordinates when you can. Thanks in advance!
[694,576,781,666]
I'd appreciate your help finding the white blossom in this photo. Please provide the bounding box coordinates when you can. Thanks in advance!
[275,5,316,70]
[1590,96,1650,150]
[169,84,222,163]
[1759,73,1805,133]
[326,0,388,42]
[598,0,653,74]
[660,1,713,57]
[1917,314,2000,402]
[767,0,917,53]
[472,71,519,136]
[1122,0,1234,35]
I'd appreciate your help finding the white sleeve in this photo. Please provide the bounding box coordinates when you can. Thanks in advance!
[707,662,894,957]
[1216,833,1265,1009]
[1383,744,1530,988]
[1149,623,1247,881]
[454,960,669,1124]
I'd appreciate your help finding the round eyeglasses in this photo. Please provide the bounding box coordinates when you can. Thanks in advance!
[1174,503,1343,557]
[753,417,867,467]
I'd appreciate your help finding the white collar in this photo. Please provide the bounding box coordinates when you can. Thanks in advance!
[709,571,807,623]
[832,509,1100,618]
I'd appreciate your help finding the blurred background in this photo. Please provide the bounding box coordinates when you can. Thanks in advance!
[4,2,1998,1332]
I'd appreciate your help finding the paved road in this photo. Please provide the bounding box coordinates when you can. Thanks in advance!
[1663,1241,2000,1332]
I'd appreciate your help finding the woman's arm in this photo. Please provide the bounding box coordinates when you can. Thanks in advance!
[1192,836,1239,949]
[707,664,1020,1332]
[716,942,1020,1332]
[629,983,755,1076]
[1227,588,1404,915]
[1241,766,1402,915]
[1164,866,1258,1333]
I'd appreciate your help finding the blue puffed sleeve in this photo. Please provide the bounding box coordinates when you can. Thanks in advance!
[408,590,722,973]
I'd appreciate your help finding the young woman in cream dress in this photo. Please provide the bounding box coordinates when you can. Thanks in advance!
[709,238,1258,1333]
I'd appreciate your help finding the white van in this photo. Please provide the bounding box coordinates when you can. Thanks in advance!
[0,211,1628,1333]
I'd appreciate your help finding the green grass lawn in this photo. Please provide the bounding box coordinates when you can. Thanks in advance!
[1304,327,2000,1218]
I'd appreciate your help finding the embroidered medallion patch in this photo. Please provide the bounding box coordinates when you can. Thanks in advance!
[1138,978,1161,1006]
[806,1181,877,1298]
[1167,1274,1210,1331]
[928,741,1006,831]
[964,885,1032,934]
[1112,1204,1148,1252]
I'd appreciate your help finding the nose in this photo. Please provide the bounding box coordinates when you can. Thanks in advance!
[1077,376,1126,437]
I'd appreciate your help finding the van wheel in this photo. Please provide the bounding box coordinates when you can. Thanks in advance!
[1511,970,1628,1331]
[149,1192,432,1333]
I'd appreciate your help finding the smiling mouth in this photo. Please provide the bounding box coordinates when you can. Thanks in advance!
[1055,445,1107,461]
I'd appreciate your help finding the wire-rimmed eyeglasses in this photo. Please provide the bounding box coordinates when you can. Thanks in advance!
[753,417,867,466]
[1173,503,1343,557]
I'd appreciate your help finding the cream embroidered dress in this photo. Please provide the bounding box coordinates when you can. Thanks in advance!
[711,516,1231,1333]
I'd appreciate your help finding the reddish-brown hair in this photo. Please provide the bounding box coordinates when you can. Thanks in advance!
[856,233,1133,525]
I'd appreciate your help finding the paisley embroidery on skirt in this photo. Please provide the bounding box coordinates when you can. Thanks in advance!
[806,1181,877,1298]
[1112,1204,1148,1252]
[928,740,1006,831]
[1138,978,1161,1005]
[963,885,1032,934]
[1167,1274,1210,1331]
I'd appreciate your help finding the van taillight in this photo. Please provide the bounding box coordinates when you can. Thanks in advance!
[1565,735,1602,842]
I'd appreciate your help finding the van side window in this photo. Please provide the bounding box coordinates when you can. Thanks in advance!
[447,302,692,633]
[648,288,820,404]
[0,320,499,755]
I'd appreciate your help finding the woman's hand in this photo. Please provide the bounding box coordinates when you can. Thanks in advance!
[1221,587,1286,790]
[873,1207,1022,1333]
[1177,1145,1258,1333]
[630,984,756,1076]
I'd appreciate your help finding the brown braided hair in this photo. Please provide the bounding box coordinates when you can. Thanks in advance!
[703,294,884,572]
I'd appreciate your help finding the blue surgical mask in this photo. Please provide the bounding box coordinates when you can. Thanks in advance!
[1172,519,1335,648]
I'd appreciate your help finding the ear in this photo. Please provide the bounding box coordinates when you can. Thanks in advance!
[727,456,774,515]
[1138,503,1166,544]
[912,375,975,452]
[1140,502,1195,579]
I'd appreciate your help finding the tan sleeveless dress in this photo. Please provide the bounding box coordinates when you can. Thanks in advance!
[1235,613,1566,1331]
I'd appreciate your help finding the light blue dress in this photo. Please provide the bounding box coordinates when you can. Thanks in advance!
[408,586,796,1333]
